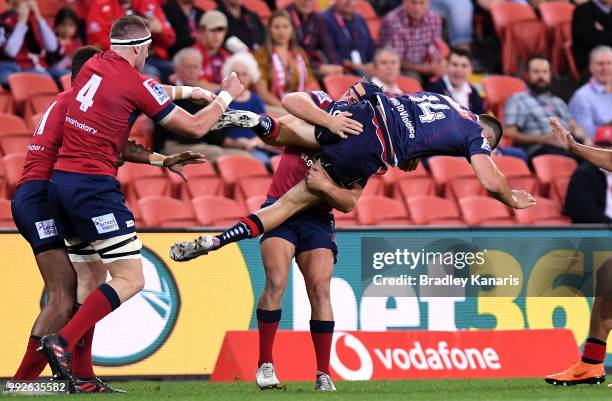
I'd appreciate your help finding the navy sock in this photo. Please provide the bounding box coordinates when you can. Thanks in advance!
[253,115,279,139]
[216,214,264,247]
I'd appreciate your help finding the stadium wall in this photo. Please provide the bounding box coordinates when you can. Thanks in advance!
[1,228,610,378]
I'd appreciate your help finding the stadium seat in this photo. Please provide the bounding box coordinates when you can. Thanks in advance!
[0,198,14,227]
[126,200,144,228]
[194,0,216,10]
[192,196,245,226]
[37,0,63,19]
[459,196,516,225]
[0,88,14,115]
[366,19,381,42]
[355,0,377,20]
[561,22,580,80]
[552,176,571,202]
[323,74,362,100]
[448,176,487,200]
[175,162,224,200]
[490,2,538,37]
[270,155,282,173]
[333,208,359,227]
[406,195,464,225]
[243,0,272,23]
[532,155,578,197]
[0,134,30,156]
[482,76,526,121]
[60,73,71,90]
[428,156,475,197]
[138,196,198,227]
[539,1,575,29]
[362,175,384,196]
[394,177,436,203]
[117,163,174,204]
[2,153,25,195]
[216,155,269,196]
[356,195,411,226]
[246,195,267,214]
[514,197,570,225]
[276,0,319,10]
[235,176,273,208]
[129,115,154,149]
[397,76,423,94]
[29,113,43,132]
[8,72,59,118]
[383,165,428,196]
[0,113,28,136]
[0,159,7,199]
[492,155,539,194]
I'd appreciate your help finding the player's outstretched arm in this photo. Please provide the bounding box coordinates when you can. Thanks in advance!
[305,160,363,212]
[470,154,536,209]
[160,85,217,104]
[160,73,244,139]
[282,92,363,139]
[550,117,612,171]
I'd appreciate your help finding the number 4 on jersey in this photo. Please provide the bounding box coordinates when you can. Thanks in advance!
[76,74,102,112]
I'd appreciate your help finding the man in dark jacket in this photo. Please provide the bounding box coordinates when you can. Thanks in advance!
[572,0,612,75]
[163,0,205,58]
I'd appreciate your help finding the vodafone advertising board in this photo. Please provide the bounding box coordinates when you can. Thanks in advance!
[212,329,578,382]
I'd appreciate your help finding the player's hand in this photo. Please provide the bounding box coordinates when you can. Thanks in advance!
[511,189,536,209]
[549,117,577,151]
[220,72,244,99]
[148,16,164,34]
[163,151,207,182]
[190,87,217,103]
[306,161,334,194]
[328,111,363,139]
[17,1,30,22]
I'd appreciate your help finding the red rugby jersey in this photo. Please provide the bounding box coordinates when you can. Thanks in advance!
[18,90,72,187]
[54,51,176,177]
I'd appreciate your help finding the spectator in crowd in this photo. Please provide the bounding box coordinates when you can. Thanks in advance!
[572,0,612,75]
[194,10,230,92]
[284,0,343,77]
[370,46,404,96]
[380,0,445,81]
[221,52,279,167]
[48,8,83,77]
[504,55,591,160]
[217,0,265,50]
[86,0,176,80]
[154,47,250,161]
[569,46,612,139]
[427,47,484,113]
[564,127,612,223]
[0,0,58,84]
[163,0,205,58]
[253,10,315,108]
[321,0,375,77]
[429,0,473,50]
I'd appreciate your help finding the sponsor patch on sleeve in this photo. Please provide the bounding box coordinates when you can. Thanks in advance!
[35,219,58,240]
[309,91,333,109]
[143,79,170,106]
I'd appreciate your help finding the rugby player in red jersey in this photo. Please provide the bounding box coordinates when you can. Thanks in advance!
[38,15,244,389]
[254,142,362,392]
[10,45,208,393]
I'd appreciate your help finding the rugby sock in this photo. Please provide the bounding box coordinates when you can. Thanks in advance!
[581,337,607,364]
[253,115,280,141]
[310,320,335,375]
[13,336,47,380]
[216,214,264,247]
[257,309,281,366]
[71,303,96,379]
[59,284,120,352]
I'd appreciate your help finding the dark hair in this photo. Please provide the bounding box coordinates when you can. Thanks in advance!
[71,46,102,81]
[478,114,503,149]
[449,47,471,60]
[526,54,550,71]
[110,15,150,41]
[54,8,79,28]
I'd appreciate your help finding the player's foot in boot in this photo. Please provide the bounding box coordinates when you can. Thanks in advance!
[211,109,260,131]
[170,235,220,262]
[255,363,281,390]
[38,334,75,383]
[315,371,336,391]
[545,361,605,386]
[73,377,127,393]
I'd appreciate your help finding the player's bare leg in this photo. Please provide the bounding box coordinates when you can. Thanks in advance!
[13,249,76,380]
[297,249,336,391]
[255,238,295,389]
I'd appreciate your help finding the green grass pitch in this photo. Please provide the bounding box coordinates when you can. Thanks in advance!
[1,379,609,401]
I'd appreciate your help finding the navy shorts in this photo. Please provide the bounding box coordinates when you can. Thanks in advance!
[316,101,387,188]
[12,180,64,254]
[260,197,337,261]
[48,171,136,243]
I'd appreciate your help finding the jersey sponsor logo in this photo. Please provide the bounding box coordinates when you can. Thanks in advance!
[27,144,45,151]
[35,219,57,240]
[311,90,332,108]
[300,152,315,167]
[143,79,170,106]
[92,213,119,234]
[126,219,135,228]
[65,116,98,134]
[481,137,492,152]
[388,97,416,138]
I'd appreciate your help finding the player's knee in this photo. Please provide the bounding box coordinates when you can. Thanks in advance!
[264,272,288,298]
[43,291,74,320]
[306,280,331,304]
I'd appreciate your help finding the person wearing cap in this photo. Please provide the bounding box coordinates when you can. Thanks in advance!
[194,10,231,92]
[569,46,612,139]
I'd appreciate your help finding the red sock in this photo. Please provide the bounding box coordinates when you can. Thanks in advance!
[72,325,96,379]
[582,338,607,364]
[13,336,47,380]
[257,309,281,366]
[60,284,120,352]
[310,320,335,374]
